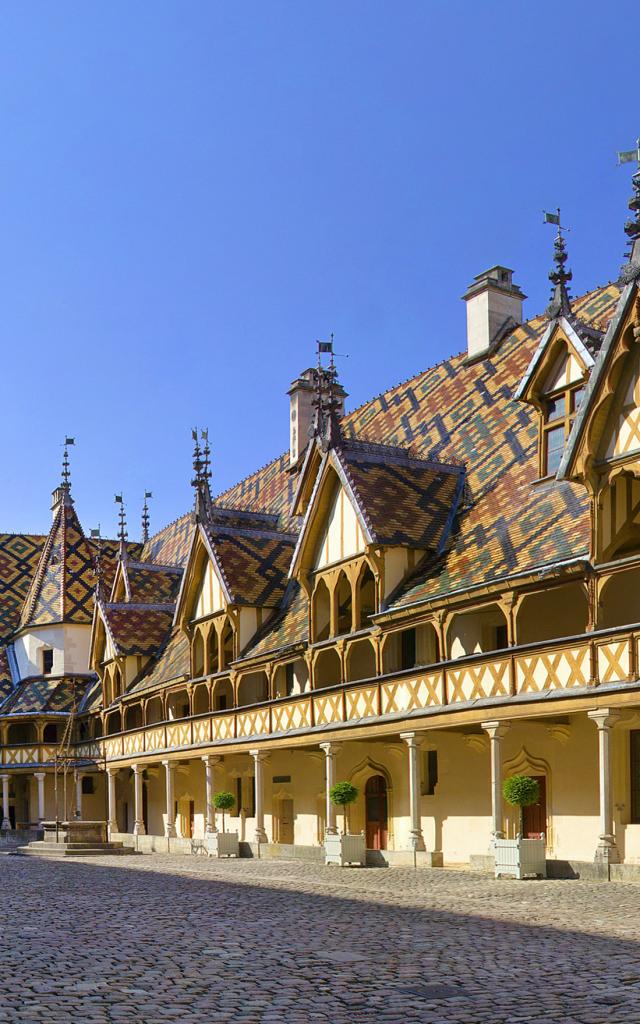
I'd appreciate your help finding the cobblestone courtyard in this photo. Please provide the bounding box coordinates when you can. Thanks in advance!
[1,855,639,1023]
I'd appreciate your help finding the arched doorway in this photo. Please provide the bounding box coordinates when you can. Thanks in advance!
[522,776,547,839]
[365,775,388,850]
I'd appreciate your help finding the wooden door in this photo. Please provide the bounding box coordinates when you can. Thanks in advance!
[365,775,388,850]
[279,799,294,844]
[522,775,547,839]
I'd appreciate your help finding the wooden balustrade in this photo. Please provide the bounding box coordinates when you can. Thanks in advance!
[60,626,640,765]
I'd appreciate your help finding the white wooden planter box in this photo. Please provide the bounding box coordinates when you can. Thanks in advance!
[205,831,239,858]
[494,836,546,879]
[325,832,366,867]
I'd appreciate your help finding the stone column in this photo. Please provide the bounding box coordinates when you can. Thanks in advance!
[250,749,267,844]
[107,767,118,837]
[400,732,426,851]
[588,709,620,864]
[162,760,176,838]
[0,774,11,830]
[74,772,83,820]
[34,772,46,824]
[320,742,340,835]
[481,721,510,842]
[132,764,146,836]
[203,755,222,833]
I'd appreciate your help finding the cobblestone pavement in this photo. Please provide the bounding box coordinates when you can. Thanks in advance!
[1,855,640,1024]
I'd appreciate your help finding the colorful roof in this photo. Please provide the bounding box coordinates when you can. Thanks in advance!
[101,602,174,658]
[0,646,14,705]
[127,628,190,694]
[202,510,297,608]
[239,581,309,661]
[142,513,193,567]
[0,676,93,715]
[125,562,183,605]
[0,533,46,642]
[332,439,464,550]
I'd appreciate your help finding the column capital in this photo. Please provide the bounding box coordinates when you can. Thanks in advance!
[33,772,46,781]
[400,731,421,747]
[481,720,510,739]
[202,754,223,767]
[319,742,340,756]
[588,709,621,730]
[0,773,10,781]
[106,766,119,778]
[249,748,268,763]
[161,759,175,770]
[132,763,144,776]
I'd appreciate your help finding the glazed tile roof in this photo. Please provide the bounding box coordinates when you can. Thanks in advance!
[125,562,183,605]
[142,513,193,567]
[127,628,190,694]
[0,646,14,704]
[334,440,464,550]
[0,533,46,642]
[203,509,297,608]
[101,602,174,658]
[238,581,308,661]
[0,676,93,715]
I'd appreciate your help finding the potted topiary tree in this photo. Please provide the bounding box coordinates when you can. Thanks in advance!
[494,775,546,879]
[205,791,239,858]
[324,781,366,867]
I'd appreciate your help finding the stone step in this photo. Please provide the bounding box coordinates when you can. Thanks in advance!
[15,841,140,857]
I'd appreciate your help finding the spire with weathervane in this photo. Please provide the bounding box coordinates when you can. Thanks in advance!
[618,138,640,283]
[51,437,75,513]
[312,336,346,452]
[191,429,213,523]
[115,493,128,561]
[141,491,152,544]
[543,210,573,320]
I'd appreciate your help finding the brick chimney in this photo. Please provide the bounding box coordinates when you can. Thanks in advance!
[462,266,526,360]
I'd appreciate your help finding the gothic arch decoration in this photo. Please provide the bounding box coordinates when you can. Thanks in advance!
[502,746,552,844]
[348,755,395,848]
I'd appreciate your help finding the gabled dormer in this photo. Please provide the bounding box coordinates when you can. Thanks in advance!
[515,222,603,477]
[290,432,465,643]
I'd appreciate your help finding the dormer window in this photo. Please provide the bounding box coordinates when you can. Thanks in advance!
[42,649,54,675]
[541,381,586,477]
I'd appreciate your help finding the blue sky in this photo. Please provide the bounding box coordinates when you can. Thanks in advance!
[0,2,637,536]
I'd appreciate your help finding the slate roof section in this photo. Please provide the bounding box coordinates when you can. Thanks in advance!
[0,646,14,705]
[101,603,174,658]
[142,513,193,567]
[237,581,309,662]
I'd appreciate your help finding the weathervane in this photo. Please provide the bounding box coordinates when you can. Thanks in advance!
[191,429,213,521]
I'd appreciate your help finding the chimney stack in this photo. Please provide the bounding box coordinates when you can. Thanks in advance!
[288,367,347,466]
[462,266,526,360]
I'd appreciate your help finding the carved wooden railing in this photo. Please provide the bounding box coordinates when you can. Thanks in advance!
[92,623,640,762]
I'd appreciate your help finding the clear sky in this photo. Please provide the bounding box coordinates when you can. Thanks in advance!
[0,2,637,537]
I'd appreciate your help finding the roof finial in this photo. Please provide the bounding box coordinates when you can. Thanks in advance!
[191,429,213,522]
[313,335,344,451]
[60,437,75,500]
[618,138,640,282]
[93,538,105,603]
[115,493,128,545]
[141,491,152,543]
[324,337,343,448]
[543,210,572,319]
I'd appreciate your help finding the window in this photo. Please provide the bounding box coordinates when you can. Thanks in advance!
[81,776,95,795]
[422,750,438,795]
[541,381,586,477]
[631,731,640,823]
[400,629,417,670]
[42,649,54,675]
[494,623,508,650]
[215,693,228,711]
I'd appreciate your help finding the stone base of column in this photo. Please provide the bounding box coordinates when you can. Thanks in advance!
[595,837,620,864]
[164,824,177,839]
[108,819,118,837]
[1,818,12,831]
[206,823,218,834]
[324,826,338,837]
[254,827,267,844]
[408,830,426,852]
[133,821,146,837]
